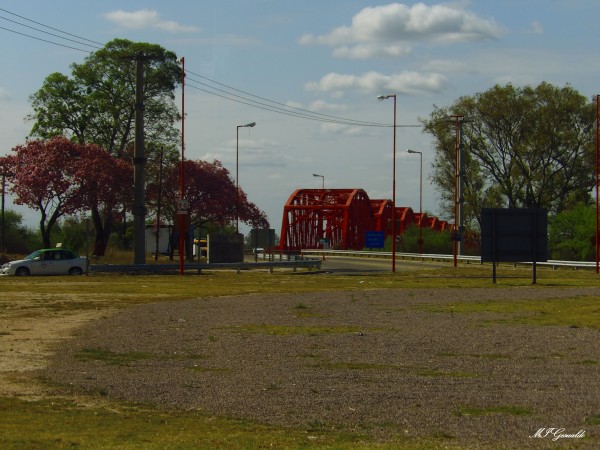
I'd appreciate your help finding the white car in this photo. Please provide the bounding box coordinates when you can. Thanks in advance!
[1,248,87,276]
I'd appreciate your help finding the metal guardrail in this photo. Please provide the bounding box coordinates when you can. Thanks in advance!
[300,249,598,270]
[90,258,322,275]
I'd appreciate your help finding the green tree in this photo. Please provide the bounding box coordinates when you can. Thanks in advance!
[549,203,595,261]
[0,210,40,254]
[28,39,181,253]
[394,224,453,254]
[423,82,595,230]
[29,38,181,155]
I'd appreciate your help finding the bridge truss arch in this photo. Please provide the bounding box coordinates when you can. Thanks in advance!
[280,189,374,251]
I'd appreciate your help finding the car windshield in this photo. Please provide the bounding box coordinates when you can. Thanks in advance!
[24,250,43,260]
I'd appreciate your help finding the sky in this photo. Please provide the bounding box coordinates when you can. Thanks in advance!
[1,0,599,237]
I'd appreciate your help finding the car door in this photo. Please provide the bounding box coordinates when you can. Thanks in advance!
[39,250,63,275]
[55,250,75,274]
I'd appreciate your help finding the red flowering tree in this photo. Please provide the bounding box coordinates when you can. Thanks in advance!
[72,143,132,255]
[148,159,269,258]
[6,136,132,253]
[6,137,85,247]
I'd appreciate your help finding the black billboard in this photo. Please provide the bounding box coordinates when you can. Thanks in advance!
[481,208,548,263]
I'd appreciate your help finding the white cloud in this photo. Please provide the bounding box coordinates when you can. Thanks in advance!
[305,71,447,95]
[103,9,200,33]
[204,138,295,169]
[527,20,544,34]
[332,43,412,59]
[299,2,505,59]
[285,99,349,113]
[0,88,11,101]
[319,123,369,136]
[309,100,349,112]
[422,59,475,74]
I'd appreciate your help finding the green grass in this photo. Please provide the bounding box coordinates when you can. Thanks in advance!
[75,348,154,366]
[416,368,478,378]
[0,396,464,450]
[228,324,364,336]
[419,296,600,330]
[311,361,398,370]
[455,405,535,417]
[586,415,600,425]
[0,397,371,449]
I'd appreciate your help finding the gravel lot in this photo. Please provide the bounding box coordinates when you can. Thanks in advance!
[45,287,600,448]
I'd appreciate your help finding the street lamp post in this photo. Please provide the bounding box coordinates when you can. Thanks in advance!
[313,173,325,189]
[236,121,256,233]
[407,150,423,254]
[446,115,473,267]
[378,94,397,272]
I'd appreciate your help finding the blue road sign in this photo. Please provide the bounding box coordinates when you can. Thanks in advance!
[365,231,385,249]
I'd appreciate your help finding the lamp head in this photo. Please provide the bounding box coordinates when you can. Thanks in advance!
[377,95,386,101]
[407,149,417,154]
[246,122,256,127]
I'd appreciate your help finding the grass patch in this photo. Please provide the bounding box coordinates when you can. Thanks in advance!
[292,302,323,318]
[163,352,209,361]
[420,296,600,330]
[586,415,600,425]
[455,404,534,417]
[75,348,153,366]
[311,361,397,370]
[437,352,510,360]
[416,368,478,378]
[188,366,232,373]
[229,324,363,336]
[574,359,600,365]
[0,396,378,449]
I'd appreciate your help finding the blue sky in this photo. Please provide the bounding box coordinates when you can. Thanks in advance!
[1,0,599,236]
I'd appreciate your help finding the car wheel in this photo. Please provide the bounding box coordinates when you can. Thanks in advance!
[68,267,84,276]
[15,267,30,276]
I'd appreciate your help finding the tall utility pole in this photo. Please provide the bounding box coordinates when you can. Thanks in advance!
[133,54,147,265]
[179,56,186,275]
[1,168,5,252]
[596,95,600,273]
[155,147,164,262]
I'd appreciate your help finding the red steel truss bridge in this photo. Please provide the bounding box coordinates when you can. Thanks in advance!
[279,188,450,251]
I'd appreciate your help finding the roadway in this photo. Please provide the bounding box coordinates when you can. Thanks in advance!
[318,255,446,274]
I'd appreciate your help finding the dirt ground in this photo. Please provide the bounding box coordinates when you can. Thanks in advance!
[2,286,600,448]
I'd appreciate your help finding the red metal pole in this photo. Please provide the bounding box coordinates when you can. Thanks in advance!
[179,57,185,275]
[596,95,600,273]
[418,151,423,254]
[236,125,240,233]
[392,95,397,272]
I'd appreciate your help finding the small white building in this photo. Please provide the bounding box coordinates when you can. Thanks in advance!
[145,225,172,254]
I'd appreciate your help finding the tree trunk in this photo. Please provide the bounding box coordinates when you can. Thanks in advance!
[91,206,113,256]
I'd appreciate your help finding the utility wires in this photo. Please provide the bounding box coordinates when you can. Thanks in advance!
[0,7,102,52]
[0,7,420,128]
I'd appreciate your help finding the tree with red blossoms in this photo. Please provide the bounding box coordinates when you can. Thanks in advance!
[71,143,132,255]
[6,137,86,247]
[148,159,269,258]
[6,136,133,253]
